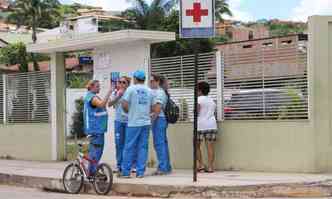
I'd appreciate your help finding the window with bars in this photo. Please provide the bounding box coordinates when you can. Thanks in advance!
[151,52,218,122]
[222,37,308,120]
[5,72,51,123]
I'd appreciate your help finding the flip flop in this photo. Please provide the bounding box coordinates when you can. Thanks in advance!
[206,169,215,173]
[197,167,206,173]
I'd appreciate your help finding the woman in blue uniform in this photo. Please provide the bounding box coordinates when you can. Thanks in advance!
[150,74,172,175]
[83,80,112,176]
[108,76,131,173]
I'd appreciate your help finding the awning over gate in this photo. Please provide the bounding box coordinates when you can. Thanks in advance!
[27,29,176,53]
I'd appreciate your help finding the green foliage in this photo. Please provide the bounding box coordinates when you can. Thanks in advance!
[98,19,134,32]
[70,98,85,139]
[7,0,61,42]
[0,42,28,72]
[212,35,231,43]
[0,42,50,72]
[69,2,100,10]
[215,0,232,22]
[267,23,306,37]
[8,0,60,29]
[67,73,91,88]
[28,53,50,62]
[57,4,78,20]
[7,0,61,71]
[152,37,215,58]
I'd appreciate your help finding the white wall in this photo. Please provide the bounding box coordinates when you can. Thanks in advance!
[75,17,98,35]
[93,40,151,166]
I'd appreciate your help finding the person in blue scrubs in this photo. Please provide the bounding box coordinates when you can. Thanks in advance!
[150,74,172,175]
[108,76,131,173]
[83,80,112,176]
[120,70,156,178]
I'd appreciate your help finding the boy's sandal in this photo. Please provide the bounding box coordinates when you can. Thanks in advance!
[206,169,215,173]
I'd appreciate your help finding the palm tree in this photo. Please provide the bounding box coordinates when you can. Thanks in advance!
[215,0,232,22]
[123,0,178,30]
[8,0,60,44]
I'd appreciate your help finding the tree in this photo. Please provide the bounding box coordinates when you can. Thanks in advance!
[57,4,78,20]
[7,0,61,42]
[70,98,85,138]
[0,42,28,72]
[123,0,177,30]
[215,0,232,22]
[7,0,60,71]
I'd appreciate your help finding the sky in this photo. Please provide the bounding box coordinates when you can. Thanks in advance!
[60,0,332,22]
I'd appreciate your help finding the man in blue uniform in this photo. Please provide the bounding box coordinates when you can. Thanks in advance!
[120,70,156,178]
[84,80,112,176]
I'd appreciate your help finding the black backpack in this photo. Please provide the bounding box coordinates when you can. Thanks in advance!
[164,93,180,124]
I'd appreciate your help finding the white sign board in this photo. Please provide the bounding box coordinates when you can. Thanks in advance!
[180,0,215,38]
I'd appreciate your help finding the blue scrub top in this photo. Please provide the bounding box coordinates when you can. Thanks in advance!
[150,88,167,117]
[112,91,128,123]
[122,84,156,127]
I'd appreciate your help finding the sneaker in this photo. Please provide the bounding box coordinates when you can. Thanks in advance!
[136,175,144,178]
[131,168,137,173]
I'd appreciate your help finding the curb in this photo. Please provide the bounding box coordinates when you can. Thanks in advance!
[1,173,332,198]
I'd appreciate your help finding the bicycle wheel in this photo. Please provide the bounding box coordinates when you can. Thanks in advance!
[93,163,113,195]
[62,163,84,194]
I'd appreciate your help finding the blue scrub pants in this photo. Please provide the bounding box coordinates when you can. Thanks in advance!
[152,116,172,173]
[88,134,105,176]
[114,121,127,171]
[121,125,150,177]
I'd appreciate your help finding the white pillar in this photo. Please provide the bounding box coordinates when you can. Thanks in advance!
[50,52,66,161]
[216,51,223,121]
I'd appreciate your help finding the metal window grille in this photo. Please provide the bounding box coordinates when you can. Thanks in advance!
[151,52,218,122]
[6,72,51,123]
[0,75,3,124]
[222,38,308,120]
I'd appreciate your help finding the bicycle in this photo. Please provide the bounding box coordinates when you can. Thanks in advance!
[62,143,113,195]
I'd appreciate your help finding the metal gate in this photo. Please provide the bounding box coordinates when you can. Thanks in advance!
[151,52,222,121]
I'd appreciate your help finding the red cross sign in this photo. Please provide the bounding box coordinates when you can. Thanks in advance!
[180,0,215,38]
[186,3,209,23]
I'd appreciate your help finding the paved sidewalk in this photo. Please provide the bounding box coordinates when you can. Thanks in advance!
[1,160,332,198]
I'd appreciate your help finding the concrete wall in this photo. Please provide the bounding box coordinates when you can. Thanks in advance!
[166,121,315,173]
[0,124,52,161]
[309,16,332,173]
